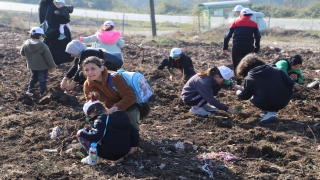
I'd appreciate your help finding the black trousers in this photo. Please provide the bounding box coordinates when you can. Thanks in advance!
[232,44,254,84]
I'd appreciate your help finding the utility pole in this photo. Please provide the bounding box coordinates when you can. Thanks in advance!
[149,0,157,37]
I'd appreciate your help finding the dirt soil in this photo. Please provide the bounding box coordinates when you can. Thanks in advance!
[1,26,320,180]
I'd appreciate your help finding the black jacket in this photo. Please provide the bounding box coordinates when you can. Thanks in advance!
[79,112,139,161]
[157,53,196,78]
[238,65,294,111]
[39,1,73,65]
[55,5,73,24]
[66,48,120,84]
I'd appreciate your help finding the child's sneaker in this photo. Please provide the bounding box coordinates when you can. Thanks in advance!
[260,111,277,123]
[190,106,212,117]
[259,111,267,118]
[81,156,103,165]
[58,34,66,40]
[202,104,217,112]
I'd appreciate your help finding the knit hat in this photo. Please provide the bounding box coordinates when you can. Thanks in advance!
[54,0,65,5]
[233,5,244,12]
[83,99,101,115]
[170,48,182,58]
[30,27,44,35]
[104,21,115,27]
[241,8,253,15]
[65,40,87,57]
[288,54,303,67]
[219,66,234,80]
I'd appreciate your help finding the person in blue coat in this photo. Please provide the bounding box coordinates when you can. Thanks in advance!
[236,54,295,123]
[77,92,139,165]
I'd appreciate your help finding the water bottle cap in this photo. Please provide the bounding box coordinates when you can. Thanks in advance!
[91,142,97,147]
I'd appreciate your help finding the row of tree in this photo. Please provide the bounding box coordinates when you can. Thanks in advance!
[2,0,320,18]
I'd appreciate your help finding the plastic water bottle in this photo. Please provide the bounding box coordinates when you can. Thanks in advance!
[89,142,98,165]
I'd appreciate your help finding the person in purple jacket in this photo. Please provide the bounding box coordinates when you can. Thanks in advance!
[181,66,243,117]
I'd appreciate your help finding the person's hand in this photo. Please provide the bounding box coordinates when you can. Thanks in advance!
[174,73,183,81]
[66,80,77,90]
[54,10,59,14]
[233,84,244,91]
[227,108,238,115]
[236,90,242,95]
[76,130,82,138]
[128,147,138,155]
[51,67,57,72]
[294,84,301,91]
[106,107,116,114]
[60,78,68,90]
[222,50,228,53]
[290,74,298,81]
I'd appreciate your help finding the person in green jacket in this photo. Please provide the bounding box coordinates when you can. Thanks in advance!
[274,54,303,84]
[20,27,57,95]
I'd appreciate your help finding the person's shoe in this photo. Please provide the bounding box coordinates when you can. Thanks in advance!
[81,156,103,165]
[202,104,217,112]
[190,106,212,117]
[58,34,66,40]
[26,91,32,96]
[259,111,267,118]
[260,112,277,123]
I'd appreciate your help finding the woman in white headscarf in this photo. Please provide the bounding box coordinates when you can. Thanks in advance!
[60,40,122,90]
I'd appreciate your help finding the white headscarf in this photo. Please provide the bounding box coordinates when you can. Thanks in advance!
[83,99,101,115]
[65,40,87,57]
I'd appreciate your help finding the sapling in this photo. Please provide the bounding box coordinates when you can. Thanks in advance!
[236,105,243,112]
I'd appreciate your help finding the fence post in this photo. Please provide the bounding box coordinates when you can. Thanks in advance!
[198,15,200,34]
[122,13,125,35]
[29,8,32,29]
[149,0,157,37]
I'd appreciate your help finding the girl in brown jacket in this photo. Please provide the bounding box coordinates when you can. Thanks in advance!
[82,56,141,130]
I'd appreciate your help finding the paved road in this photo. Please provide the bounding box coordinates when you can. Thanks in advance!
[1,1,320,30]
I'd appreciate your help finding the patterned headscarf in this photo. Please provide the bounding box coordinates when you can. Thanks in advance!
[65,40,87,57]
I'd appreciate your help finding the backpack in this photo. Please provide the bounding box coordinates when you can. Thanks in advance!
[108,69,153,104]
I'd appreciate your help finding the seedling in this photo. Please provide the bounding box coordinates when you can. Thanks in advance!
[236,105,243,112]
[76,151,85,158]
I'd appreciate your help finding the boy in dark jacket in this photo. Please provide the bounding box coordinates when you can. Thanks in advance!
[223,8,261,85]
[157,48,196,81]
[77,92,139,165]
[53,0,73,40]
[236,54,295,123]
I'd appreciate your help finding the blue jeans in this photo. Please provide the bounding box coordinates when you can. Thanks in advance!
[28,69,48,95]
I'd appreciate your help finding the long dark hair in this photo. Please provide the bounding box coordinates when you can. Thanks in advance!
[86,92,106,116]
[198,66,222,78]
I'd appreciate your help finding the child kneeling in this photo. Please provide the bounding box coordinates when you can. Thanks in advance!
[236,54,295,123]
[77,92,139,165]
